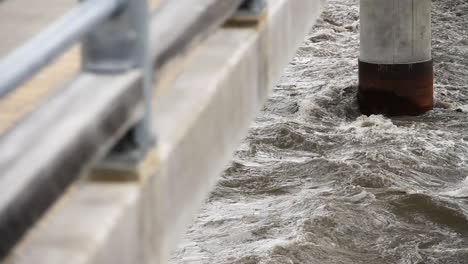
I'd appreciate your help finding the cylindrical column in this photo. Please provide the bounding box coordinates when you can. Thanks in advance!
[358,0,433,116]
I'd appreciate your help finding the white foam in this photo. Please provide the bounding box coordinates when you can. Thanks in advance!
[440,176,468,198]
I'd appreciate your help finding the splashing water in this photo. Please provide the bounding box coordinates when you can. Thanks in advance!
[171,0,468,263]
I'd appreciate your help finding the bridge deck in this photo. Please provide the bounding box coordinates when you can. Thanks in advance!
[1,0,325,263]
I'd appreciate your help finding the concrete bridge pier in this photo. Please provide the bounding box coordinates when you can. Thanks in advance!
[358,0,433,116]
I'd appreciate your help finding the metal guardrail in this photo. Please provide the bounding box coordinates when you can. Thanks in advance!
[0,0,154,258]
[0,0,155,149]
[1,0,124,96]
[0,0,266,259]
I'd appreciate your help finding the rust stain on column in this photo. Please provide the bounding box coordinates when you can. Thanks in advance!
[358,60,433,116]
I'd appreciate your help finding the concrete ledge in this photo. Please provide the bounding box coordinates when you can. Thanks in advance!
[6,0,325,263]
[0,71,145,258]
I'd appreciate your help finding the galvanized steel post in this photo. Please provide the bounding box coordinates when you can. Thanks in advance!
[230,0,267,23]
[358,0,433,116]
[83,0,155,162]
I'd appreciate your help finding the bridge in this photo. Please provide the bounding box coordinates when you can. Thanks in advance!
[0,0,437,262]
[0,0,327,262]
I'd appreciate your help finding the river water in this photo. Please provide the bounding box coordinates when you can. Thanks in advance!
[171,0,468,263]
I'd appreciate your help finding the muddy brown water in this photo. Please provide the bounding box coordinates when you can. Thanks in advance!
[171,0,468,263]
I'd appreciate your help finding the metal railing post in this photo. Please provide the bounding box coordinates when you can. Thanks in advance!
[82,0,155,169]
[82,0,145,73]
[230,0,267,24]
[239,0,267,14]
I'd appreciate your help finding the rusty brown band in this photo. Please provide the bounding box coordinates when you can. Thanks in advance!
[358,59,433,116]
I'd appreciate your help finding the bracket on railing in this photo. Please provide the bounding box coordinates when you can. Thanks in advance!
[83,0,156,179]
[82,0,145,72]
[229,0,267,24]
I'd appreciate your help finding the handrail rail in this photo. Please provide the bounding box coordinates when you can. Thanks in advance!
[0,0,123,98]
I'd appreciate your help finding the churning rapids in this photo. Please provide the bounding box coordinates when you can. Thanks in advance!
[171,0,468,263]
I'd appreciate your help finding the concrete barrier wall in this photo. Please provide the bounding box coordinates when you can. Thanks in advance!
[6,0,326,263]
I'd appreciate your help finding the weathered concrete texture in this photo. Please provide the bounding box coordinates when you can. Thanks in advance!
[0,71,145,258]
[6,183,142,264]
[0,0,241,250]
[360,0,432,64]
[5,0,325,263]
